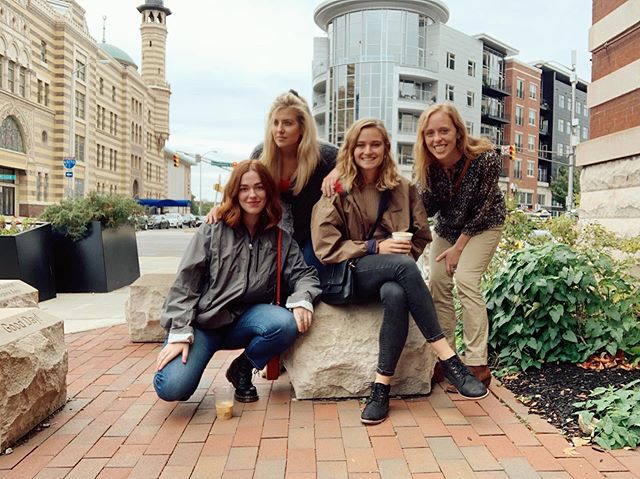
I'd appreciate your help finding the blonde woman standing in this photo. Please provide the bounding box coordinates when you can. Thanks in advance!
[414,103,506,388]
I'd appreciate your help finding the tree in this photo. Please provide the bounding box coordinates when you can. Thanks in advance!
[551,165,581,209]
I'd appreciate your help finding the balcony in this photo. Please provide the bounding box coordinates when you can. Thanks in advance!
[313,93,326,109]
[397,154,414,166]
[539,122,549,136]
[482,70,510,97]
[481,105,509,125]
[537,169,549,183]
[540,100,550,110]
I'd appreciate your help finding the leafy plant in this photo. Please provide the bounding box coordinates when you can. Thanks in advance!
[486,243,640,371]
[574,379,640,449]
[40,193,143,241]
[0,216,37,235]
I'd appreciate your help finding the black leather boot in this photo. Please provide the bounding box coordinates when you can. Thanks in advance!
[225,352,258,403]
[360,382,391,425]
[440,355,488,399]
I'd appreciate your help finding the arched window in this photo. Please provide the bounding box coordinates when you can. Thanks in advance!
[0,116,25,152]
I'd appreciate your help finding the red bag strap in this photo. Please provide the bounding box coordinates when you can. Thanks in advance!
[275,228,282,306]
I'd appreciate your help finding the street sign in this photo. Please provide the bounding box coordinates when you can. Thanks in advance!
[65,171,73,178]
[0,174,16,181]
[500,145,510,155]
[63,157,77,169]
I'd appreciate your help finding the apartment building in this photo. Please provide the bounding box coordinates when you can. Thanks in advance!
[0,0,176,217]
[576,0,640,236]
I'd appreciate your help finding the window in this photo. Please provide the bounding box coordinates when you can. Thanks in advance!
[40,41,47,62]
[109,149,113,170]
[582,126,588,140]
[467,60,476,77]
[558,119,564,133]
[0,116,26,152]
[41,130,48,144]
[99,77,104,94]
[527,160,534,177]
[465,121,473,134]
[538,194,546,206]
[112,86,116,102]
[8,61,15,93]
[576,101,581,114]
[37,172,42,201]
[558,94,565,109]
[110,112,114,134]
[114,114,118,135]
[18,67,25,97]
[514,159,522,179]
[113,150,117,171]
[583,103,588,117]
[466,91,474,108]
[557,143,564,156]
[37,80,43,103]
[528,109,536,126]
[515,106,523,126]
[515,132,523,151]
[446,84,454,101]
[44,83,50,106]
[529,83,537,100]
[567,97,572,112]
[75,135,85,162]
[75,91,85,118]
[528,134,535,151]
[96,144,101,167]
[446,52,455,70]
[75,60,85,81]
[516,79,524,99]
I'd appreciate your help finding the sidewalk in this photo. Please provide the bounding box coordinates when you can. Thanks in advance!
[2,259,639,478]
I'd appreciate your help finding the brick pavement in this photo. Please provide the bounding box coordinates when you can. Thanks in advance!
[0,324,638,479]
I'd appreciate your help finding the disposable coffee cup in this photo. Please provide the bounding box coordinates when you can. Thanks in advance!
[215,385,234,420]
[392,231,413,241]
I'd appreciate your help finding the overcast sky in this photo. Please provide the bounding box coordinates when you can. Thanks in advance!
[79,0,592,201]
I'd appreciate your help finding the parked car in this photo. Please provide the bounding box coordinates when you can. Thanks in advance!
[148,214,169,229]
[182,213,197,228]
[165,212,184,228]
[195,215,204,227]
[133,214,149,231]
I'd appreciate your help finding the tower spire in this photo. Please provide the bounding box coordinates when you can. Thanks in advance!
[102,15,107,43]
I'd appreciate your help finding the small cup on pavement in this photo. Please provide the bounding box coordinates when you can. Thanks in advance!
[215,384,235,420]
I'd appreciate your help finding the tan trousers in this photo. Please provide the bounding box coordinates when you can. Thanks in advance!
[429,227,502,365]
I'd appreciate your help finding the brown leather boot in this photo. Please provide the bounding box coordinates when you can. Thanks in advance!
[468,365,492,387]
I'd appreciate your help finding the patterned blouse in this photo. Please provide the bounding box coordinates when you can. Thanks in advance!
[416,149,506,244]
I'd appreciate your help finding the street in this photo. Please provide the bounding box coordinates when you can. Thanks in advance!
[136,227,196,257]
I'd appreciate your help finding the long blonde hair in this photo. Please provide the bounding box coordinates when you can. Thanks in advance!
[260,90,320,195]
[337,118,400,192]
[413,103,494,188]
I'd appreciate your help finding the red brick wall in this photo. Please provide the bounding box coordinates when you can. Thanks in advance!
[593,0,627,24]
[592,25,640,81]
[589,89,640,139]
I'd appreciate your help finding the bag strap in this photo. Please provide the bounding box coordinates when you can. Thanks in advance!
[366,189,391,240]
[275,228,282,306]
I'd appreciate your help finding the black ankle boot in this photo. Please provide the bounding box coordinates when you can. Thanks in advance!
[360,382,391,425]
[225,352,258,403]
[440,355,488,399]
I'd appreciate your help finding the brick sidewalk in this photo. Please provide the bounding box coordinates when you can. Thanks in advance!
[1,324,638,479]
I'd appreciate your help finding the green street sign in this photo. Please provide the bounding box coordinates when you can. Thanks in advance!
[0,174,16,181]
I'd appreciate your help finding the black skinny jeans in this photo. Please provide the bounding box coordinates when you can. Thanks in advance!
[354,254,445,376]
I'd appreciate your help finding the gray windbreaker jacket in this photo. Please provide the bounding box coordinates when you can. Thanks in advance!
[160,222,321,343]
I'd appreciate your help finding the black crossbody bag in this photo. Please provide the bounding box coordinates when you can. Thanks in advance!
[319,190,391,305]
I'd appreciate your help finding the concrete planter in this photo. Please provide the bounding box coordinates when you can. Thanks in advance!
[0,223,56,302]
[52,221,140,293]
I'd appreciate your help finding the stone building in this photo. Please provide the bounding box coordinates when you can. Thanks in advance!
[577,0,640,237]
[0,0,177,217]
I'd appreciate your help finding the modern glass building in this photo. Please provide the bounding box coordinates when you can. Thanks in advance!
[312,0,486,177]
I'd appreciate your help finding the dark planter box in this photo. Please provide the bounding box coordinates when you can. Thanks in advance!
[0,223,57,301]
[52,221,140,293]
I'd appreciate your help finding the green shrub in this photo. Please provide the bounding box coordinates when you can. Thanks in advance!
[41,193,143,241]
[574,379,640,449]
[486,243,640,371]
[0,216,37,235]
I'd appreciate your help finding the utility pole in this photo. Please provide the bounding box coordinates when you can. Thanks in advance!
[566,50,578,213]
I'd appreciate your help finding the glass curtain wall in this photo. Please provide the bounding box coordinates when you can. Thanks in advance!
[327,10,434,144]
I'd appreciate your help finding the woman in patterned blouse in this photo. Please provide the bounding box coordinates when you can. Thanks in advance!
[413,103,506,389]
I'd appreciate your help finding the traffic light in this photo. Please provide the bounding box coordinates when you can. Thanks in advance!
[509,144,516,161]
[172,153,180,168]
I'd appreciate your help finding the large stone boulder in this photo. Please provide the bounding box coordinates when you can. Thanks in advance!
[0,280,39,308]
[0,308,67,450]
[125,273,173,342]
[283,303,437,399]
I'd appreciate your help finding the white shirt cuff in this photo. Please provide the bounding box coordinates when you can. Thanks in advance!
[285,300,314,313]
[168,332,194,344]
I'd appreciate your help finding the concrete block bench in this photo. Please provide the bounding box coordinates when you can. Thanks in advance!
[125,273,173,342]
[0,280,39,308]
[283,302,437,399]
[0,308,67,450]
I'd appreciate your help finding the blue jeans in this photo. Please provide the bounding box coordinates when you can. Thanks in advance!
[154,304,298,402]
[354,254,445,376]
[303,239,325,275]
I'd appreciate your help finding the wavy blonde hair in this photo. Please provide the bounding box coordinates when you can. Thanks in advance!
[260,91,320,195]
[413,103,494,188]
[337,118,400,192]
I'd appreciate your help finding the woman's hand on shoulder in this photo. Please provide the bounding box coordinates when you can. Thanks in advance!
[292,307,313,333]
[321,168,340,197]
[378,238,412,255]
[156,342,190,371]
[204,206,220,224]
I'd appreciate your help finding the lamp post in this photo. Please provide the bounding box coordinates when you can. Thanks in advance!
[566,50,579,214]
[68,58,109,199]
[196,150,218,215]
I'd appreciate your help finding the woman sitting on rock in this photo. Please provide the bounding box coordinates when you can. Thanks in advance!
[154,160,320,403]
[311,118,488,425]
